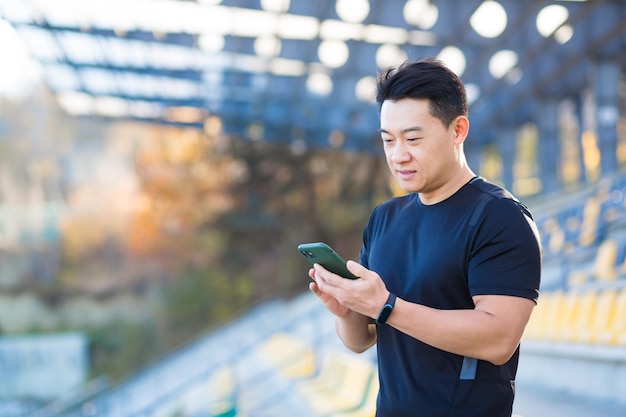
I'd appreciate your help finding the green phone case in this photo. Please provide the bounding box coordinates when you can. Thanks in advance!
[298,242,358,279]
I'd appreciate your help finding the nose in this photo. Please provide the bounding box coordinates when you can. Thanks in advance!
[390,141,410,163]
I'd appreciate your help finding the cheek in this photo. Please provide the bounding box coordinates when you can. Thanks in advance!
[406,147,428,163]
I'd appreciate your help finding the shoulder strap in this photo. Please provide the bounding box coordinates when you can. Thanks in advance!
[469,198,490,227]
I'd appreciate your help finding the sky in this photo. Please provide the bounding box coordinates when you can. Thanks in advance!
[0,16,42,99]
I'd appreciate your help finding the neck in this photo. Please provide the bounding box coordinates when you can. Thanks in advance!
[418,166,476,205]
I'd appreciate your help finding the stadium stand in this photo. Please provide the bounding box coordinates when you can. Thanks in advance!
[537,172,626,289]
[517,171,626,408]
[18,175,626,417]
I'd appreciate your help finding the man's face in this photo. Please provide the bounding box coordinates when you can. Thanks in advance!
[379,98,463,198]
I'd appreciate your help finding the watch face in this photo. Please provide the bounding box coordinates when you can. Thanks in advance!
[377,305,393,325]
[377,293,396,325]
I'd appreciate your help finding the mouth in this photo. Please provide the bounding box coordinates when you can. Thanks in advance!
[396,169,416,180]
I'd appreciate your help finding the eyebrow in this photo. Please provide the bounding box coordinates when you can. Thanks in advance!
[379,126,423,135]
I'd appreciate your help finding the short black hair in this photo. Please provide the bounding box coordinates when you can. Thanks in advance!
[376,58,468,127]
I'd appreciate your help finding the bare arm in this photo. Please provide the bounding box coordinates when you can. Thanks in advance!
[386,294,535,365]
[335,311,377,353]
[313,260,535,364]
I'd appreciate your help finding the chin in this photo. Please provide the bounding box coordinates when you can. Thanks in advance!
[398,184,420,194]
[392,175,423,194]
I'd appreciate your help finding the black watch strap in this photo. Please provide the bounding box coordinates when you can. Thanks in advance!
[376,292,396,325]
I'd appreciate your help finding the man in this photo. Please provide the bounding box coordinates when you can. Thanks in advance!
[308,58,542,417]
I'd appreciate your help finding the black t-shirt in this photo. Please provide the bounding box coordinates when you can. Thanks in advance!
[360,177,541,417]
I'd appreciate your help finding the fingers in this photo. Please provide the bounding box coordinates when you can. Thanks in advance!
[311,264,346,304]
[309,260,385,319]
[309,262,363,299]
[346,260,365,278]
[309,281,320,295]
[309,270,333,297]
[313,263,341,288]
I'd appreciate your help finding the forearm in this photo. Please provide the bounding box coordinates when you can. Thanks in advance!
[386,296,534,365]
[336,310,377,353]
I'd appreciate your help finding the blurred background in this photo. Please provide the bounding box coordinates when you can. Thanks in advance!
[0,0,625,416]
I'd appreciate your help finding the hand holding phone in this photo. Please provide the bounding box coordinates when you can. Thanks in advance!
[298,242,358,280]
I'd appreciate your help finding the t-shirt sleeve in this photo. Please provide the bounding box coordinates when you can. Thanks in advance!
[467,198,541,302]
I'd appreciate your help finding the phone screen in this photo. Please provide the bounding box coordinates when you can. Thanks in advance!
[298,242,358,279]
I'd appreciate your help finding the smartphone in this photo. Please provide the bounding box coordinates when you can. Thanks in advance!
[297,242,358,279]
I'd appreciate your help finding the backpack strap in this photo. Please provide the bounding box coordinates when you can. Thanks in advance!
[469,198,490,227]
[461,178,533,381]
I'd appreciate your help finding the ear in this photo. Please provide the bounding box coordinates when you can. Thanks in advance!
[452,116,470,145]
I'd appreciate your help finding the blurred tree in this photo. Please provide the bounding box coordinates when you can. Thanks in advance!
[1,86,394,379]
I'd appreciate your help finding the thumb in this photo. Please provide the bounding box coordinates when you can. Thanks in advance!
[346,260,367,277]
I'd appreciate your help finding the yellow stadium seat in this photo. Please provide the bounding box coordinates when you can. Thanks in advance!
[549,291,578,341]
[297,352,377,416]
[595,288,626,345]
[532,291,565,340]
[524,291,553,340]
[578,196,601,247]
[594,239,619,281]
[567,239,618,285]
[208,365,240,417]
[257,332,316,379]
[576,288,617,344]
[297,353,351,396]
[328,376,379,417]
[558,290,597,342]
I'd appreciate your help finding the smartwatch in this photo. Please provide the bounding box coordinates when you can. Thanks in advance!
[376,292,396,325]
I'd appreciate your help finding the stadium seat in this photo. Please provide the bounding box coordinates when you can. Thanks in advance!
[593,239,619,281]
[595,288,626,345]
[538,216,565,260]
[525,291,564,340]
[257,332,316,379]
[208,365,240,417]
[576,288,617,344]
[524,285,626,346]
[326,376,379,417]
[557,290,597,342]
[297,352,377,416]
[297,353,352,396]
[550,291,581,341]
[578,196,601,247]
[567,238,618,285]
